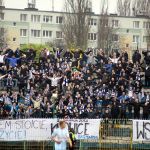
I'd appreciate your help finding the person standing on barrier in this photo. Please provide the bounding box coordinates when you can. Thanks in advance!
[52,120,72,150]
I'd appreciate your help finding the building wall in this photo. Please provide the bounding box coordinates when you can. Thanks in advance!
[0,8,149,52]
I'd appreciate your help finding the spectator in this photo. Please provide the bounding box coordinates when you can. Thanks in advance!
[0,47,148,120]
[64,49,73,62]
[131,99,141,119]
[6,55,21,67]
[47,74,62,89]
[109,52,120,64]
[10,102,18,118]
[145,65,150,87]
[132,50,141,64]
[142,50,150,65]
[6,74,13,92]
[142,101,150,119]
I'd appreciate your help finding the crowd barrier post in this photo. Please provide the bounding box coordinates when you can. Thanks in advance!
[23,141,26,150]
[42,141,44,150]
[130,125,133,150]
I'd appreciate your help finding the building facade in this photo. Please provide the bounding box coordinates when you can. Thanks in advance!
[0,6,150,55]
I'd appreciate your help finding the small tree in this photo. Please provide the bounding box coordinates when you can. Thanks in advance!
[20,43,53,60]
[62,0,90,50]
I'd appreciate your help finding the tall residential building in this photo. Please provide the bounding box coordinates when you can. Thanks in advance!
[0,6,149,55]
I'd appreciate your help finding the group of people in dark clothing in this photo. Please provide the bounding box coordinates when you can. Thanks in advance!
[0,47,149,120]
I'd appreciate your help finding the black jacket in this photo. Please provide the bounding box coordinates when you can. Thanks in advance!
[145,66,150,77]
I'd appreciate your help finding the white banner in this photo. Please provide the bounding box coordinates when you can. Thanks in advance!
[133,120,150,141]
[0,119,100,141]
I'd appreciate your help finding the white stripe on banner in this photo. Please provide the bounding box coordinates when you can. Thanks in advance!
[133,120,150,141]
[0,119,100,141]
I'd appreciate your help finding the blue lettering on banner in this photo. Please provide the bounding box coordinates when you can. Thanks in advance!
[0,130,26,140]
[78,135,98,140]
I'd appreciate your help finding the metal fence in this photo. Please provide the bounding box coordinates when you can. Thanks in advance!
[0,119,150,150]
[99,119,132,150]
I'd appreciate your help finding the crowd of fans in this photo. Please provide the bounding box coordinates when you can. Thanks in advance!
[0,47,149,120]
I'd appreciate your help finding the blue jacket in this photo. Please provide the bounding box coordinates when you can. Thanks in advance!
[104,64,112,73]
[7,57,20,67]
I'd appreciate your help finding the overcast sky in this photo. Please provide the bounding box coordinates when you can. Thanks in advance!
[4,0,118,14]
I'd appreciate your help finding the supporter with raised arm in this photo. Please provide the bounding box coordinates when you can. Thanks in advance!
[6,54,21,68]
[0,74,7,80]
[30,94,42,118]
[0,46,148,120]
[46,74,62,89]
[109,52,121,64]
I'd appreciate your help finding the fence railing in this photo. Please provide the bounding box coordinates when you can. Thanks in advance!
[0,119,150,150]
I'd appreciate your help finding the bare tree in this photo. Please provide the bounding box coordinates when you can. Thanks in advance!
[117,0,131,16]
[62,0,90,49]
[0,0,3,6]
[97,0,116,52]
[132,0,150,16]
[146,23,150,51]
[0,0,7,51]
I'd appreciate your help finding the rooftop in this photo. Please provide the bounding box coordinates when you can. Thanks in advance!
[1,7,150,19]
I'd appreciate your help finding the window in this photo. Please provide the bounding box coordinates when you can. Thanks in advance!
[133,21,140,28]
[143,36,150,42]
[126,44,129,48]
[112,34,119,42]
[13,22,16,26]
[112,20,119,27]
[88,33,97,40]
[20,29,27,37]
[43,16,53,23]
[56,16,63,24]
[88,18,97,26]
[31,30,41,37]
[0,28,4,36]
[13,38,16,42]
[143,22,150,29]
[43,30,52,37]
[133,35,140,43]
[20,14,27,22]
[100,19,108,27]
[0,28,4,40]
[31,15,40,22]
[126,29,129,33]
[56,31,63,39]
[0,13,4,20]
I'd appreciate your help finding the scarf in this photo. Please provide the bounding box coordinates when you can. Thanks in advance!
[7,77,13,86]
